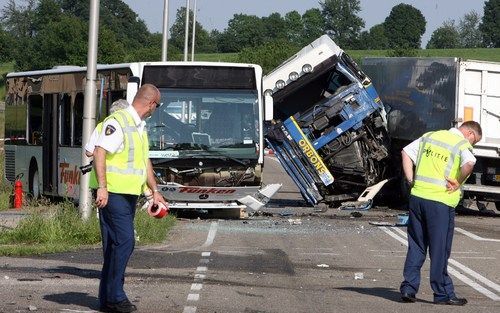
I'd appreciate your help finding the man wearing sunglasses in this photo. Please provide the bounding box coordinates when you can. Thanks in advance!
[399,120,482,306]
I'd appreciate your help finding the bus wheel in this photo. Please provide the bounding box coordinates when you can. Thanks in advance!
[29,167,41,199]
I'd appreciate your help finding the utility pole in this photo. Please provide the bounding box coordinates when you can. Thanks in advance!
[161,0,169,61]
[79,0,100,220]
[190,0,197,61]
[183,0,190,61]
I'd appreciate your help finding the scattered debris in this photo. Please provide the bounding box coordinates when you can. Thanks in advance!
[350,212,363,218]
[317,264,330,268]
[354,272,364,280]
[288,218,302,225]
[28,305,37,311]
[279,211,293,217]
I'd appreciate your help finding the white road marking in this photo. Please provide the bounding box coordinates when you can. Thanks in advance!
[196,266,207,272]
[454,256,495,259]
[455,227,500,242]
[199,259,210,263]
[191,283,203,291]
[201,221,218,248]
[380,226,500,300]
[183,306,197,313]
[187,293,200,301]
[201,252,211,257]
[194,274,206,280]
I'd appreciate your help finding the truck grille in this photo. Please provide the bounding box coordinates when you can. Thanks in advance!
[4,150,15,182]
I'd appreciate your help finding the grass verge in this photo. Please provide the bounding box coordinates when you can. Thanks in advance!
[0,200,176,256]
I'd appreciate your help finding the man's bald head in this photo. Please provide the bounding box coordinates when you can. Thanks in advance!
[132,84,161,120]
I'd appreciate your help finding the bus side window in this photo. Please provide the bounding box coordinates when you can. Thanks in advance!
[28,95,43,145]
[73,93,84,146]
[60,94,71,146]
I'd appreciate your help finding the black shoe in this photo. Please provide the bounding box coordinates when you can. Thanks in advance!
[401,292,416,303]
[103,299,137,313]
[434,297,468,306]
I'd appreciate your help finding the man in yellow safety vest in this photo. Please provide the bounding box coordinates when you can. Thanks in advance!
[92,84,168,313]
[399,121,482,306]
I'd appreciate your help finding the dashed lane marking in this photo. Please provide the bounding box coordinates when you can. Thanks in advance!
[455,227,500,242]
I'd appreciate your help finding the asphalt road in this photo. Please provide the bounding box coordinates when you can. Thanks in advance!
[0,156,499,313]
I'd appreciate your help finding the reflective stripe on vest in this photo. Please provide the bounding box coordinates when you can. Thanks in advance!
[105,110,146,177]
[411,130,471,207]
[89,109,149,195]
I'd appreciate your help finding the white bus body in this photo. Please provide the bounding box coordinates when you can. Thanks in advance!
[4,62,280,210]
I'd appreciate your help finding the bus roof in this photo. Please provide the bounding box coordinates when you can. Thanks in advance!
[7,61,262,78]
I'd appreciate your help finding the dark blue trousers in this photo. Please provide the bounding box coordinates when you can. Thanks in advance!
[98,192,137,306]
[400,195,456,302]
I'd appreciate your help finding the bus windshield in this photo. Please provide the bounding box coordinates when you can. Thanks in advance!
[147,88,259,159]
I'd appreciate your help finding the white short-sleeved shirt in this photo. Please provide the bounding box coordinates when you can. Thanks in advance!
[95,106,146,154]
[403,128,476,167]
[84,127,99,154]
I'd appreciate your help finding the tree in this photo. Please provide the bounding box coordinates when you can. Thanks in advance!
[426,20,460,49]
[358,23,389,50]
[458,11,483,48]
[284,11,304,46]
[479,0,500,47]
[217,14,266,52]
[238,39,300,74]
[384,3,426,51]
[302,8,326,46]
[262,12,287,42]
[168,7,215,54]
[321,0,364,49]
[0,26,15,62]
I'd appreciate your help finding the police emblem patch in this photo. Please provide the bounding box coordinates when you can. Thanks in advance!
[105,125,116,135]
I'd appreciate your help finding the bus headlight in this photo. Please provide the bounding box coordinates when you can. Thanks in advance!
[289,71,299,81]
[302,64,313,73]
[264,89,273,97]
[275,80,286,89]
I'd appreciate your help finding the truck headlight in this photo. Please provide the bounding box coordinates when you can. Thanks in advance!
[289,71,299,81]
[302,64,313,73]
[276,80,286,89]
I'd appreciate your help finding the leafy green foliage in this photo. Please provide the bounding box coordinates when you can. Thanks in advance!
[459,11,483,48]
[358,24,389,50]
[321,0,364,49]
[168,7,215,54]
[384,3,426,51]
[238,39,300,74]
[302,8,326,46]
[218,14,266,53]
[479,0,500,47]
[426,20,460,49]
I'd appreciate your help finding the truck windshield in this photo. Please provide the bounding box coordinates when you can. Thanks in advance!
[147,88,259,159]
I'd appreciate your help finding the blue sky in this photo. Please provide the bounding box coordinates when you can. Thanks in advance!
[0,0,486,47]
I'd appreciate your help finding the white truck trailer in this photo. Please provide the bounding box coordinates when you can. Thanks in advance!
[362,57,500,210]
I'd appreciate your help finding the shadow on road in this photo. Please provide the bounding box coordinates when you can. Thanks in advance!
[43,292,99,310]
[48,266,100,279]
[336,287,433,304]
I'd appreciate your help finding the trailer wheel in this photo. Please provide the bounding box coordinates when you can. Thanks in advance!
[29,163,41,199]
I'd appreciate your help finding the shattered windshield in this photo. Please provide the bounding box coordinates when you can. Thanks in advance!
[146,88,259,159]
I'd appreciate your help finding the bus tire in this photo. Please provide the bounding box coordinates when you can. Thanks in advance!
[29,162,40,199]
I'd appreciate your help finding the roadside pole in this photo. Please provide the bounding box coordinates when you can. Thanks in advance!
[161,0,169,61]
[190,0,197,61]
[183,0,190,61]
[79,0,100,220]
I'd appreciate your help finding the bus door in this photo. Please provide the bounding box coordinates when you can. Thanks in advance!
[42,94,58,195]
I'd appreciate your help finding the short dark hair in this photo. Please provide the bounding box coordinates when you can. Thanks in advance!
[460,121,482,137]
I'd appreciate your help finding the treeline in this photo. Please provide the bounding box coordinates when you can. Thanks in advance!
[0,0,499,73]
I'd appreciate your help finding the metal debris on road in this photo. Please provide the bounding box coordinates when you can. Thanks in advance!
[354,272,364,280]
[317,264,330,268]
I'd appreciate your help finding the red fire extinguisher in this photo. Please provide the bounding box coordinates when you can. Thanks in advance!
[13,173,24,209]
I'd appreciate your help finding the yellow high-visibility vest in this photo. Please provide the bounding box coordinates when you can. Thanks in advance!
[89,109,149,195]
[411,130,472,207]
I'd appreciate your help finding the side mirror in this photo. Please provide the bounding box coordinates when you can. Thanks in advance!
[127,76,140,103]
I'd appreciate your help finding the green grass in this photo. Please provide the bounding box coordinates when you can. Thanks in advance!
[0,200,176,256]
